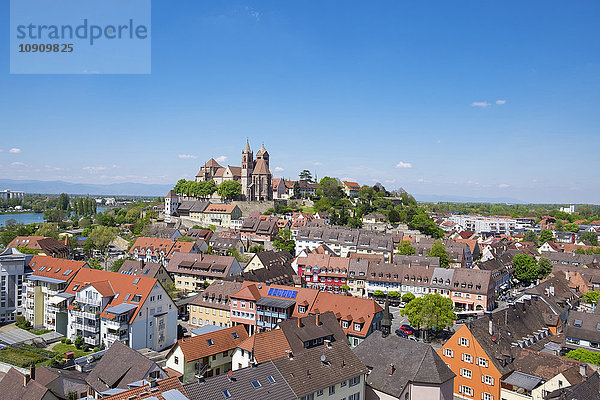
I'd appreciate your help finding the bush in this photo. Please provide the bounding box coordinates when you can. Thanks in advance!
[65,339,72,345]
[93,347,100,352]
[82,344,90,352]
[15,316,26,325]
[61,338,67,343]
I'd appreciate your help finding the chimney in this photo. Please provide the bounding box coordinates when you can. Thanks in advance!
[580,364,587,377]
[30,364,35,381]
[486,311,493,336]
[297,317,302,328]
[388,364,395,375]
[148,377,157,387]
[286,350,294,360]
[325,339,332,349]
[315,313,320,326]
[24,374,31,386]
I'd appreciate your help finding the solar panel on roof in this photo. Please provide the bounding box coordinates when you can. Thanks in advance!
[268,288,274,296]
[291,291,297,298]
[133,278,140,285]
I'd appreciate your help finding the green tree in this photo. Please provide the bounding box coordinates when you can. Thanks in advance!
[313,197,332,212]
[539,230,554,244]
[580,231,599,246]
[564,223,579,233]
[397,240,416,255]
[537,257,552,279]
[88,226,119,253]
[217,180,242,201]
[248,245,264,253]
[513,254,539,283]
[388,291,401,299]
[110,257,134,273]
[583,291,600,305]
[57,193,70,211]
[428,241,450,268]
[388,209,400,223]
[401,293,455,332]
[35,223,59,239]
[523,231,539,246]
[401,293,416,304]
[340,284,350,292]
[74,335,84,350]
[373,290,385,297]
[565,348,600,365]
[319,177,344,200]
[554,220,565,232]
[178,235,195,242]
[299,170,313,182]
[273,229,295,254]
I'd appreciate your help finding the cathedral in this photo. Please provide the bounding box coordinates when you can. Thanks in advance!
[195,140,273,201]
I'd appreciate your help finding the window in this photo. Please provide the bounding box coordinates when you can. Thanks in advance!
[317,389,323,396]
[462,353,473,363]
[251,380,262,389]
[460,368,472,379]
[232,299,237,306]
[342,320,350,329]
[231,332,239,339]
[249,302,254,309]
[241,300,246,308]
[349,393,360,400]
[443,348,454,358]
[174,356,179,364]
[350,376,360,386]
[299,305,307,313]
[329,385,335,395]
[222,389,231,398]
[353,323,362,331]
[459,385,473,397]
[482,375,494,385]
[340,380,346,387]
[482,393,493,400]
[267,375,276,384]
[459,337,470,347]
[207,339,214,346]
[223,351,228,357]
[477,357,488,367]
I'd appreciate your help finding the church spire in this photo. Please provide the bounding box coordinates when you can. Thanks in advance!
[244,138,251,153]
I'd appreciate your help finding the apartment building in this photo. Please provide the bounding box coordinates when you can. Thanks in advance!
[128,237,201,266]
[296,226,395,262]
[240,217,279,243]
[446,214,532,235]
[188,280,242,328]
[166,252,242,292]
[117,259,174,287]
[415,238,473,267]
[0,248,28,324]
[438,298,561,400]
[165,325,248,383]
[23,256,87,334]
[64,268,177,351]
[7,236,69,258]
[296,253,350,293]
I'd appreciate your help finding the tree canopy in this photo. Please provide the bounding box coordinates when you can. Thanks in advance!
[217,180,242,200]
[513,254,539,283]
[174,179,217,198]
[580,231,599,246]
[523,230,539,245]
[583,291,600,305]
[401,293,455,331]
[428,241,450,268]
[88,226,119,253]
[273,229,295,254]
[398,240,416,255]
[539,230,554,244]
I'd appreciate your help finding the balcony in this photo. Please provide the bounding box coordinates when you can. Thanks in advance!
[76,297,102,306]
[71,309,100,319]
[104,318,129,329]
[106,331,128,341]
[83,335,100,346]
[256,310,288,320]
[82,323,100,333]
[47,305,66,314]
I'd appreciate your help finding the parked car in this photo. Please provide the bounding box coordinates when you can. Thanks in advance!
[395,329,409,338]
[400,324,416,335]
[179,313,189,321]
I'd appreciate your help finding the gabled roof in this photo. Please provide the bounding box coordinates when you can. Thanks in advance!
[272,341,368,398]
[28,255,87,282]
[204,204,239,214]
[85,340,161,393]
[118,260,164,278]
[172,325,248,362]
[0,368,52,400]
[183,361,296,400]
[101,376,187,400]
[66,268,158,323]
[253,158,270,175]
[237,329,291,364]
[278,312,348,354]
[128,237,175,257]
[354,331,454,397]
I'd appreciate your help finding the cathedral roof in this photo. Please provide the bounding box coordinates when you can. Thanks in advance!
[203,158,222,168]
[244,139,251,153]
[257,144,268,155]
[253,158,271,175]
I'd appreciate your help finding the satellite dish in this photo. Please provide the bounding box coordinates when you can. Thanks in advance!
[320,354,326,362]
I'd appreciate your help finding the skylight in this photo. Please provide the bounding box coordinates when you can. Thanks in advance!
[133,278,140,285]
[222,389,231,399]
[39,266,46,271]
[267,375,276,384]
[63,269,72,276]
[251,380,262,389]
[574,320,583,328]
[207,339,214,346]
[231,332,239,339]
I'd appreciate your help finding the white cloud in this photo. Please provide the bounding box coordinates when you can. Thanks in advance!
[274,166,284,172]
[178,154,197,159]
[9,148,21,153]
[498,183,510,188]
[471,101,491,108]
[245,6,261,21]
[496,99,507,105]
[10,162,27,167]
[313,162,323,166]
[395,161,412,169]
[417,178,431,183]
[83,166,108,173]
[215,155,227,163]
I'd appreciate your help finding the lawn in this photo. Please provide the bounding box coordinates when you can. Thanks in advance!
[52,343,94,359]
[32,329,53,335]
[0,347,47,367]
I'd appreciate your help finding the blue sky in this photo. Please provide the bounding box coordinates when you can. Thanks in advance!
[1,1,599,203]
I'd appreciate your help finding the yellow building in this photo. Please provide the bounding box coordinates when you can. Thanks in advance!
[166,253,242,292]
[188,280,243,328]
[201,204,242,228]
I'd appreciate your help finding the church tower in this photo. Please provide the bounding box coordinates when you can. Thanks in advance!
[241,140,254,200]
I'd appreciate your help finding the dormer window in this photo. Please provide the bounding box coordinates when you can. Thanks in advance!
[353,323,362,332]
[342,320,349,329]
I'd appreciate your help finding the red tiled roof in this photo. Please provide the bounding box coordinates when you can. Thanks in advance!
[174,325,248,361]
[65,268,158,323]
[101,376,186,400]
[204,204,238,214]
[237,329,291,363]
[29,255,87,281]
[7,236,46,249]
[128,237,174,256]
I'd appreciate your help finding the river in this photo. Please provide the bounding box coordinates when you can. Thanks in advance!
[0,206,108,227]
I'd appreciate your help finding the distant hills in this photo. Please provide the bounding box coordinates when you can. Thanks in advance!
[414,193,525,204]
[0,179,173,197]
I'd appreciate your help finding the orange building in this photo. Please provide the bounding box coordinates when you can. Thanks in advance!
[438,297,563,400]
